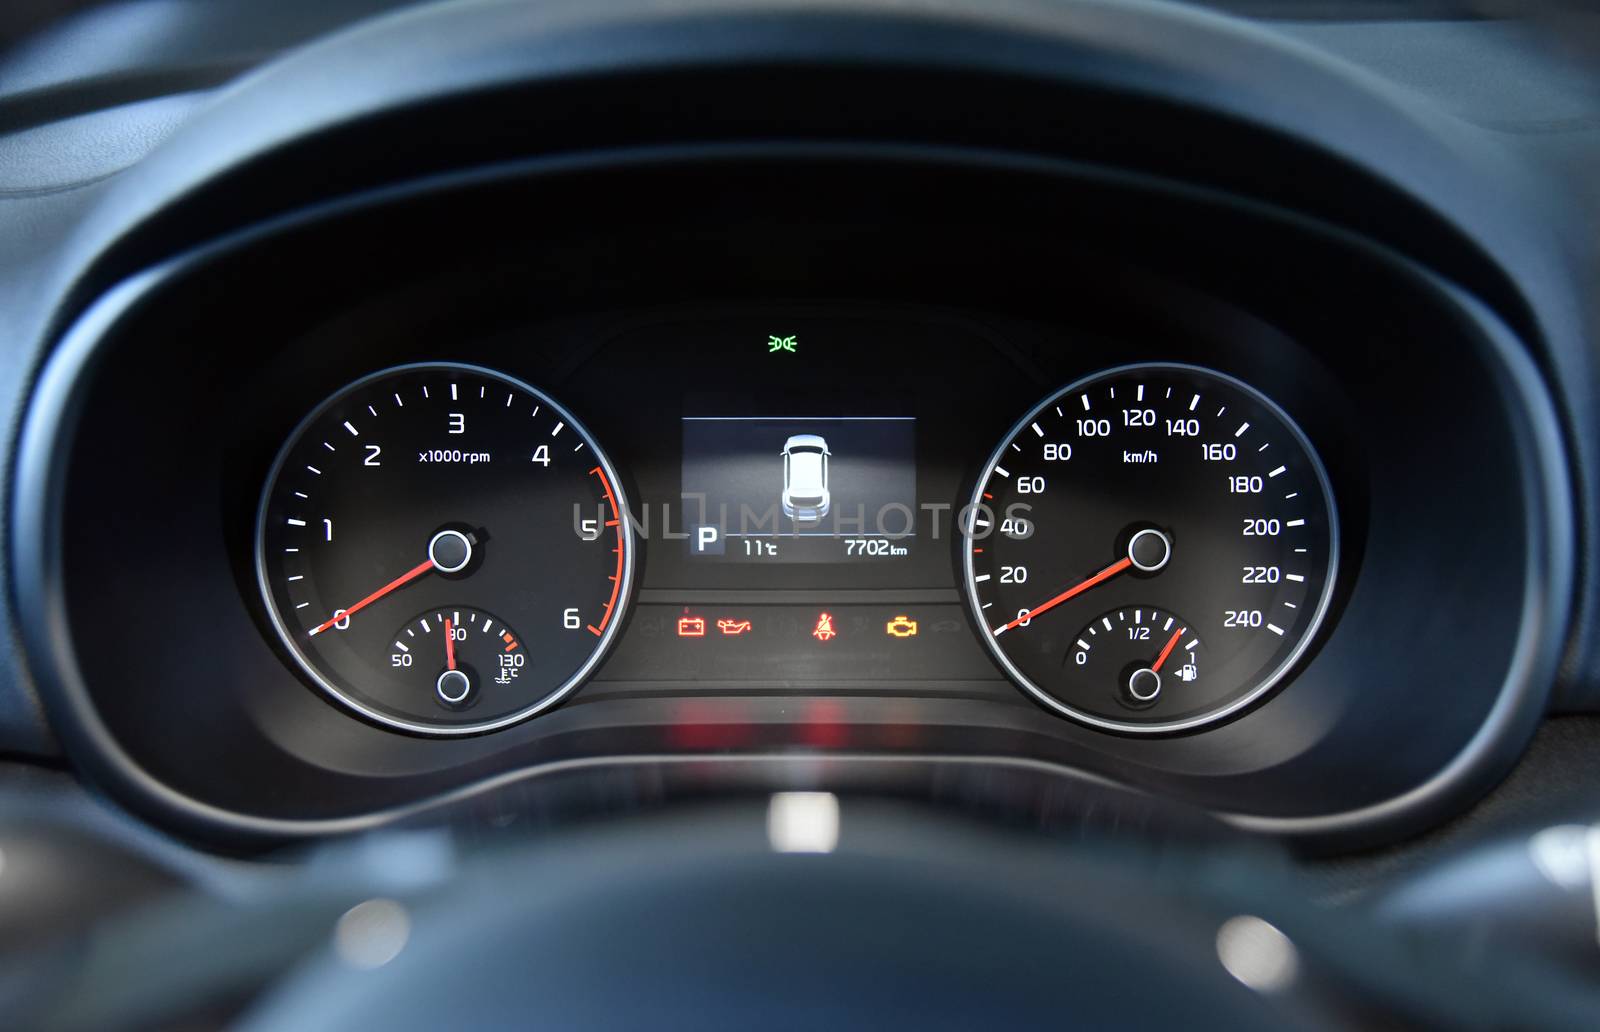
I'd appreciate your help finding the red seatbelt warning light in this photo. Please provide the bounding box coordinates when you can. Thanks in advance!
[812,612,837,642]
[678,614,707,638]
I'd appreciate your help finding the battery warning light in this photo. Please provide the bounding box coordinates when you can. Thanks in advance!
[677,614,707,638]
[812,612,837,642]
[886,615,919,638]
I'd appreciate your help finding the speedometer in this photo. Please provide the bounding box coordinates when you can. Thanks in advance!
[963,363,1337,733]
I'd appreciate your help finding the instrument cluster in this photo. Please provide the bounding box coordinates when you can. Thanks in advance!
[253,336,1342,738]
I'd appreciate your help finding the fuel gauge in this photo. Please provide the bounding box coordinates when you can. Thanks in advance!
[1068,608,1204,712]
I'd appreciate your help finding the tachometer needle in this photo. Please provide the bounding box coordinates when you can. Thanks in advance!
[1151,625,1186,673]
[996,556,1133,635]
[443,618,457,671]
[308,557,437,636]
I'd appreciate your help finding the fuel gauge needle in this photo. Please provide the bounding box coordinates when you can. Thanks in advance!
[1151,625,1186,672]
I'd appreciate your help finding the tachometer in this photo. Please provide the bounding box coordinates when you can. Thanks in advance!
[964,363,1336,733]
[256,363,633,735]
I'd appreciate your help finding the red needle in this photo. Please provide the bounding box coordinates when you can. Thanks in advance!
[443,618,457,671]
[1151,625,1186,672]
[308,557,437,636]
[998,556,1134,633]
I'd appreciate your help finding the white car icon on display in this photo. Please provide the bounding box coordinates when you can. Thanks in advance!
[781,434,831,522]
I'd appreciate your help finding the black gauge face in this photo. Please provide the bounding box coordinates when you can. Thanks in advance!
[964,363,1337,733]
[1069,607,1207,711]
[387,606,527,711]
[257,363,634,734]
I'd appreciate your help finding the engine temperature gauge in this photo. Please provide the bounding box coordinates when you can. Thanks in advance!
[1069,608,1205,712]
[390,607,525,711]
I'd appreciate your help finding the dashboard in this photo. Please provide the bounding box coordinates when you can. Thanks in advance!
[15,156,1566,843]
[0,0,1592,857]
[11,3,1600,1026]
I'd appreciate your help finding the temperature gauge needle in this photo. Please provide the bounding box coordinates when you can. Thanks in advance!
[443,618,457,671]
[1151,625,1186,672]
[309,557,437,636]
[996,556,1133,634]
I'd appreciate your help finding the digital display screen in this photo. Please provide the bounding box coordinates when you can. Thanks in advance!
[681,416,916,563]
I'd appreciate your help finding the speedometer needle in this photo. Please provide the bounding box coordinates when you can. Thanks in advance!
[308,557,436,636]
[443,618,457,671]
[996,556,1133,634]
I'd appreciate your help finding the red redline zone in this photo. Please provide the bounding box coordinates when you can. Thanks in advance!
[588,466,626,637]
